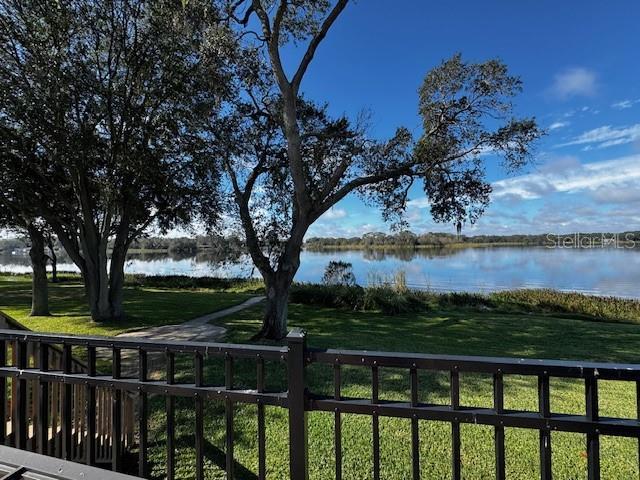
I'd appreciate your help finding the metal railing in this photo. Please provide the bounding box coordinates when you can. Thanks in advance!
[1,328,640,480]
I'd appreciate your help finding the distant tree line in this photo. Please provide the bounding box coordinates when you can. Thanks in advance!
[306,231,640,248]
[129,235,245,257]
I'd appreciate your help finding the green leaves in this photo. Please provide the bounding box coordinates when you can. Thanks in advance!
[414,54,543,226]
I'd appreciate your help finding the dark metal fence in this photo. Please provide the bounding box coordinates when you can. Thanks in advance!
[1,327,640,480]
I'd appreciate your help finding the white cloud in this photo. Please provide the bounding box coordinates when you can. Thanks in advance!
[589,185,640,204]
[549,121,569,130]
[549,68,597,100]
[307,221,381,238]
[493,154,640,201]
[557,124,640,150]
[406,197,430,209]
[321,207,347,220]
[611,99,639,110]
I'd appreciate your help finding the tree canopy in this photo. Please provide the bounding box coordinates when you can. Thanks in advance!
[215,0,543,338]
[0,0,232,320]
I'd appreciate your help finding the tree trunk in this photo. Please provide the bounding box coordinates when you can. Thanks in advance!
[27,225,50,316]
[108,237,129,321]
[84,268,111,322]
[46,237,58,283]
[82,237,112,322]
[259,273,292,340]
[256,233,305,340]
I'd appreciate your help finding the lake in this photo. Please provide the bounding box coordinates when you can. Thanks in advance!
[2,245,639,298]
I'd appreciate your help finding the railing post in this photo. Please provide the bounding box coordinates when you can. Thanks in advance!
[14,340,28,450]
[0,339,6,445]
[287,329,308,480]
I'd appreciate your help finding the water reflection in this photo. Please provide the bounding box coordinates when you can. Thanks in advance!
[2,246,640,299]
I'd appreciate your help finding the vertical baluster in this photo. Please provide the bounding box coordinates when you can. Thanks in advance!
[38,343,49,455]
[372,365,380,480]
[493,371,506,480]
[85,345,96,465]
[450,369,461,480]
[538,372,552,480]
[166,351,175,480]
[225,354,234,480]
[51,381,59,457]
[585,374,600,480]
[138,349,148,478]
[257,357,266,480]
[334,363,342,480]
[14,340,27,450]
[78,383,85,460]
[10,341,16,446]
[410,367,420,480]
[86,346,96,466]
[195,352,205,480]
[61,344,72,460]
[112,348,122,471]
[0,339,6,445]
[636,381,640,477]
[28,342,36,452]
[11,341,27,449]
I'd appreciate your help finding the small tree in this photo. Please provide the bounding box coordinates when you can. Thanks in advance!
[0,124,52,316]
[0,201,50,316]
[219,1,542,339]
[322,261,357,286]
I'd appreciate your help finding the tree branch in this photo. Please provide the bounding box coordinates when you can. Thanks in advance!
[291,0,349,93]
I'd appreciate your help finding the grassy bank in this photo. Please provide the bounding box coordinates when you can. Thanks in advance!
[0,275,253,336]
[290,283,640,325]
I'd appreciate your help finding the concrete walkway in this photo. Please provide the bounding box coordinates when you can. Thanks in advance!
[116,296,264,377]
[117,295,265,343]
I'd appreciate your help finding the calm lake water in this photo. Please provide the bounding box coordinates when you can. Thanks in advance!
[2,246,639,298]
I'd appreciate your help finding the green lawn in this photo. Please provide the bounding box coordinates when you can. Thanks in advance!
[142,303,640,480]
[0,275,252,336]
[2,274,640,479]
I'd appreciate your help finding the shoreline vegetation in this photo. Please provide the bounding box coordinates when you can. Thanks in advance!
[2,273,640,328]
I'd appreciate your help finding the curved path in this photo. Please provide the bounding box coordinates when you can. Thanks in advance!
[116,296,265,377]
[117,295,265,343]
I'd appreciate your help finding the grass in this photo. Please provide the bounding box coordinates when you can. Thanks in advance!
[291,283,640,324]
[139,303,640,480]
[0,275,253,336]
[3,273,640,478]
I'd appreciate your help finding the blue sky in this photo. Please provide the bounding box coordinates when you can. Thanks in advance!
[284,0,640,237]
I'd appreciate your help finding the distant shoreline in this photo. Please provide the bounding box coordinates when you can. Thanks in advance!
[305,241,532,250]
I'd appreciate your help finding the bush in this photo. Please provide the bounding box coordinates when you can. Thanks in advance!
[290,282,430,314]
[437,292,495,309]
[362,285,427,314]
[489,289,640,324]
[290,283,365,310]
[322,261,357,286]
[123,275,264,293]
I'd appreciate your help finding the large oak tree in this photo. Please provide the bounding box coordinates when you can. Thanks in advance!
[220,0,543,339]
[0,0,230,321]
